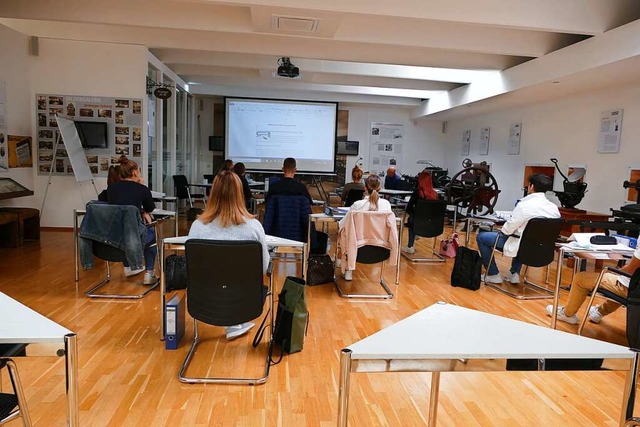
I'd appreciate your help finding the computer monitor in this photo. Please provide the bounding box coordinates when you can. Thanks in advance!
[336,141,359,156]
[75,121,108,149]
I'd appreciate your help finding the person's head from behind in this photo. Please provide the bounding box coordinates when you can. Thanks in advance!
[418,171,438,200]
[117,156,141,182]
[107,165,121,186]
[351,166,363,183]
[220,159,234,172]
[282,157,297,177]
[386,167,396,178]
[200,170,251,226]
[364,174,382,210]
[528,173,553,194]
[233,162,246,176]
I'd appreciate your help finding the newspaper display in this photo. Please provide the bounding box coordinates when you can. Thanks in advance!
[598,109,623,154]
[462,130,471,156]
[369,122,404,175]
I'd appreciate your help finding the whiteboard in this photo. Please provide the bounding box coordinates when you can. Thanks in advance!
[55,116,93,183]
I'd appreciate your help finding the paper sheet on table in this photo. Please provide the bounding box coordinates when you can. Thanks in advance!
[562,234,634,252]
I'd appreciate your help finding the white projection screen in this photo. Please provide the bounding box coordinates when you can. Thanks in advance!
[225,98,338,173]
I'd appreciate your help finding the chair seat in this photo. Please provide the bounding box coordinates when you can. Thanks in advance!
[598,287,628,306]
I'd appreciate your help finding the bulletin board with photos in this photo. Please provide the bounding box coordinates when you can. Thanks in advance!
[35,94,143,177]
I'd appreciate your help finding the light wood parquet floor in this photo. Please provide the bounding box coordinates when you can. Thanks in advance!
[0,219,635,426]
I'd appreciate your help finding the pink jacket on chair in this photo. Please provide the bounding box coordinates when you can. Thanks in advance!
[338,210,398,274]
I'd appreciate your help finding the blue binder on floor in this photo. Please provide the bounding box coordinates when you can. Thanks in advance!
[165,294,185,350]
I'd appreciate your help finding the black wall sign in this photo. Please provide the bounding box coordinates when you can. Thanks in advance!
[154,87,172,99]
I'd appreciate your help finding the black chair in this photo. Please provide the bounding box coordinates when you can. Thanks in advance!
[484,217,564,300]
[402,199,447,263]
[203,174,214,184]
[335,211,398,299]
[79,204,160,299]
[172,175,206,210]
[0,357,31,426]
[179,239,273,385]
[343,189,364,207]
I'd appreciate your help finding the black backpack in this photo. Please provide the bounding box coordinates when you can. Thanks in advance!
[450,246,482,291]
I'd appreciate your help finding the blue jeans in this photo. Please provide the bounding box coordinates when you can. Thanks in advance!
[144,227,157,271]
[476,231,522,276]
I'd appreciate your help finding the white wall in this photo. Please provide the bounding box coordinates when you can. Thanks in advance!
[442,82,640,213]
[0,27,149,227]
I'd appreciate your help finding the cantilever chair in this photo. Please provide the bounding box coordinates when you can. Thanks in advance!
[335,211,398,299]
[342,189,364,207]
[179,239,273,385]
[172,175,206,210]
[79,204,160,299]
[402,199,447,263]
[484,217,564,300]
[0,354,31,426]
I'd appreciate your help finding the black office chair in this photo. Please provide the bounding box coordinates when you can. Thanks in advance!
[79,204,160,299]
[343,189,364,207]
[172,175,205,210]
[335,211,398,299]
[178,239,273,385]
[484,217,564,300]
[0,357,31,426]
[403,199,447,263]
[203,174,214,184]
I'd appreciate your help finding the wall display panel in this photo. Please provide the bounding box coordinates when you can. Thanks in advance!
[35,94,143,177]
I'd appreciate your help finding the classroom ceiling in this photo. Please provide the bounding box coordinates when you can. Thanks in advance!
[1,0,640,120]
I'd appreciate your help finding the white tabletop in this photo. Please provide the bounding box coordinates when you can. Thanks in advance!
[0,293,73,344]
[164,234,305,248]
[379,189,413,195]
[75,208,176,217]
[347,303,633,360]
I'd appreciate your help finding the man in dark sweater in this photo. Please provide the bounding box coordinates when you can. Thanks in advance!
[266,157,312,203]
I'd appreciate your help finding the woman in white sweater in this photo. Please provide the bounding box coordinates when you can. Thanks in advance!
[188,170,270,340]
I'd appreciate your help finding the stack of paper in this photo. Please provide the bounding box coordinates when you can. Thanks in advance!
[564,233,635,252]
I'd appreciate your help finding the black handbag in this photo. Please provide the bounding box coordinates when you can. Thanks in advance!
[590,235,617,245]
[165,254,187,291]
[306,254,335,286]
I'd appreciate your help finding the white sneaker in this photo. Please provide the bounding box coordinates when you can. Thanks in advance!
[344,270,353,281]
[226,322,255,340]
[546,305,579,325]
[588,306,603,324]
[484,274,503,284]
[336,258,342,268]
[143,272,158,285]
[503,272,520,284]
[124,266,144,277]
[401,246,415,254]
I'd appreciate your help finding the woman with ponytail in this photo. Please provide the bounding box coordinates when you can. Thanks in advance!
[401,171,439,254]
[338,174,393,280]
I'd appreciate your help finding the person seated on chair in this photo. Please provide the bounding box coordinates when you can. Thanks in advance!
[97,165,120,202]
[547,247,640,325]
[384,166,402,190]
[341,166,365,205]
[401,171,439,254]
[106,156,158,284]
[233,162,253,209]
[476,173,560,285]
[337,174,393,280]
[265,157,312,203]
[188,170,270,340]
[219,159,234,173]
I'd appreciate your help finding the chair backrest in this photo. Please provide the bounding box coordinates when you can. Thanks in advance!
[412,199,447,238]
[203,174,214,184]
[343,189,365,207]
[185,239,265,326]
[516,217,564,267]
[263,195,311,242]
[172,175,189,200]
[346,210,396,264]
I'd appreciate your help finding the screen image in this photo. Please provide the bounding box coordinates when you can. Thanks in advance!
[75,121,108,149]
[225,98,337,173]
[337,141,359,156]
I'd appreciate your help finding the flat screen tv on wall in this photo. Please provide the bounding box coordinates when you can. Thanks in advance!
[75,121,108,149]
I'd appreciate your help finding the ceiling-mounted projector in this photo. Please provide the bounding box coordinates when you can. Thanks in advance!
[277,57,299,78]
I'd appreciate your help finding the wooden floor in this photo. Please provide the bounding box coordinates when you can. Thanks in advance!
[0,220,636,426]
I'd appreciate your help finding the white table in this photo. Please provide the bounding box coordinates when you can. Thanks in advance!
[159,234,307,339]
[379,189,413,196]
[0,292,79,426]
[338,302,638,426]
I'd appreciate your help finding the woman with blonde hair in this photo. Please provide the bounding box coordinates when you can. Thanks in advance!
[188,170,270,339]
[341,166,365,205]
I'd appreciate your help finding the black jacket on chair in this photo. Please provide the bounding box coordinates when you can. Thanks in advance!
[263,195,311,242]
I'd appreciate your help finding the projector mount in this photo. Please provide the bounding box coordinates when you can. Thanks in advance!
[277,57,300,78]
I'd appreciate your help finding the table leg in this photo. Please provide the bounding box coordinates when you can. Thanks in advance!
[465,217,471,247]
[428,372,440,427]
[620,352,639,426]
[65,333,79,427]
[396,220,403,285]
[551,247,564,329]
[73,210,79,284]
[337,349,352,427]
[160,241,166,340]
[302,243,307,280]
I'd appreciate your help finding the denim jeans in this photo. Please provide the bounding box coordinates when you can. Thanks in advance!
[476,231,522,276]
[144,226,157,271]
